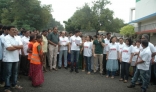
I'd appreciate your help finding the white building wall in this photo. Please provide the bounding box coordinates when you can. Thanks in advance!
[135,0,156,20]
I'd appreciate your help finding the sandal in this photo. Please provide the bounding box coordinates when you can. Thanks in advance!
[119,78,123,81]
[111,76,114,79]
[12,85,23,89]
[124,80,128,83]
[4,89,12,92]
[87,72,91,75]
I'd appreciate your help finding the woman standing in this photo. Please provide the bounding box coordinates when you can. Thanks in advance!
[31,35,44,87]
[42,30,48,72]
[28,35,36,79]
[119,38,133,83]
[131,40,141,76]
[82,36,93,74]
[106,36,119,78]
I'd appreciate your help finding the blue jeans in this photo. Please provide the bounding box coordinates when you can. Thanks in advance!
[84,56,91,72]
[131,68,148,90]
[71,50,80,70]
[3,62,18,89]
[147,64,151,85]
[58,50,68,67]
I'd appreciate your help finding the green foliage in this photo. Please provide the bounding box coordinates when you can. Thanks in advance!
[64,0,124,33]
[120,25,135,37]
[0,0,64,31]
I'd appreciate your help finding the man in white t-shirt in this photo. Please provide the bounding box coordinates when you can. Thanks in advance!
[69,30,82,73]
[58,31,69,69]
[128,40,151,92]
[141,34,156,86]
[3,26,23,92]
[103,32,111,75]
[21,30,30,76]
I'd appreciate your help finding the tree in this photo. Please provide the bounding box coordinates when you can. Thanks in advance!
[0,0,64,31]
[64,0,124,33]
[120,25,135,37]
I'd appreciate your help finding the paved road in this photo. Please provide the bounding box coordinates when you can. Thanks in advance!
[0,69,156,92]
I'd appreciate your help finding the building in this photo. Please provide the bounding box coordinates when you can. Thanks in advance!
[129,0,156,44]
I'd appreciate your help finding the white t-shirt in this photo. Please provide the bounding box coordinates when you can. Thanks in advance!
[103,38,110,54]
[137,47,151,70]
[106,43,119,59]
[70,35,82,51]
[148,42,156,53]
[121,45,133,62]
[3,35,22,62]
[118,43,125,53]
[21,36,30,55]
[59,36,69,50]
[15,35,23,55]
[83,41,93,57]
[132,45,141,62]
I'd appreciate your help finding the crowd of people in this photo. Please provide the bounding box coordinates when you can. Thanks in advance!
[0,24,156,92]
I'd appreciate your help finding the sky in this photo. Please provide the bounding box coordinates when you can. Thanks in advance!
[40,0,136,26]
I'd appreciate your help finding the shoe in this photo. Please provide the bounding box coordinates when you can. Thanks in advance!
[135,82,142,85]
[64,67,68,69]
[75,70,79,73]
[58,67,61,69]
[52,68,57,71]
[127,84,135,88]
[70,69,73,73]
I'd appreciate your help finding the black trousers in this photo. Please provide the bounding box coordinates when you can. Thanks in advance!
[0,60,4,83]
[20,55,29,75]
[121,62,130,80]
[103,54,107,74]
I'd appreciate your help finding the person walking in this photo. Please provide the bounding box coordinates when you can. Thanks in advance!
[127,40,151,92]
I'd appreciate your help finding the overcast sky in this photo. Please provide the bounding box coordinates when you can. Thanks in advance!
[40,0,136,26]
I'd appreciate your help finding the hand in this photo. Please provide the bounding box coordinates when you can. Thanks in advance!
[106,57,108,60]
[68,50,70,53]
[120,58,122,62]
[93,54,96,57]
[99,38,102,42]
[80,51,82,54]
